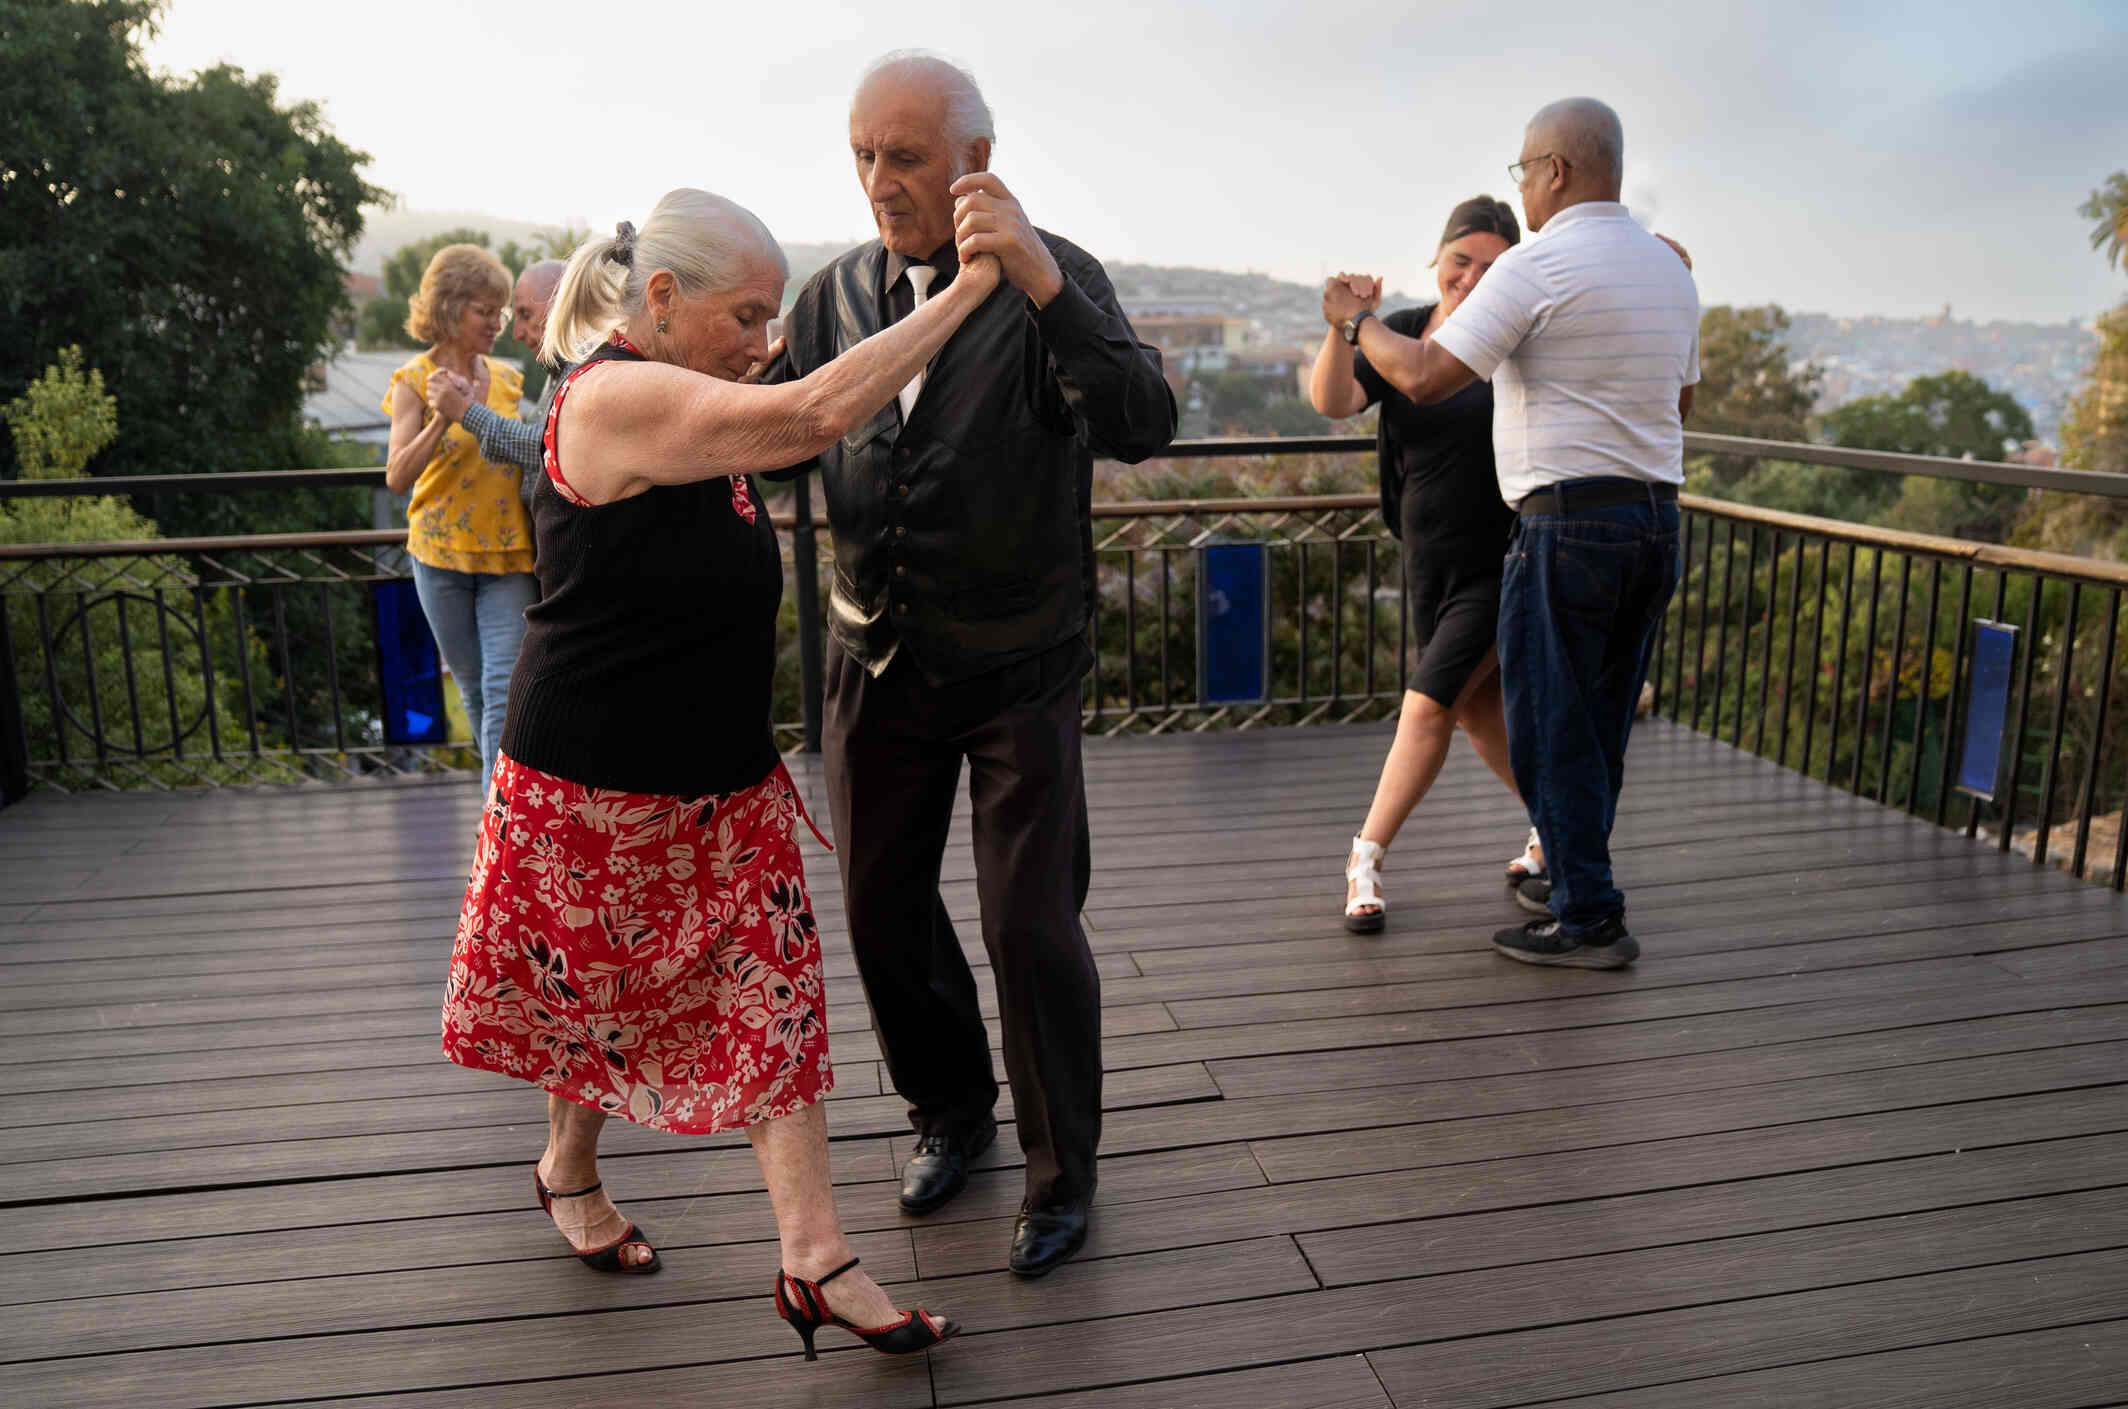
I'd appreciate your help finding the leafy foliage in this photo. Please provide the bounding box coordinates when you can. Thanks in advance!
[0,0,388,491]
[2082,171,2128,272]
[1690,305,1823,446]
[2018,303,2128,561]
[1822,370,2035,540]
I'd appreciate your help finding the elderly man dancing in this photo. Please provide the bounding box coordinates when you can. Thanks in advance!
[1323,97,1700,970]
[770,51,1176,1275]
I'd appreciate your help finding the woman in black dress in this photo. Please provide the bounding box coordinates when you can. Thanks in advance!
[1309,197,1540,931]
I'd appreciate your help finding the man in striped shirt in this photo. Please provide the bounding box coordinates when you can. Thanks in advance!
[1322,97,1699,969]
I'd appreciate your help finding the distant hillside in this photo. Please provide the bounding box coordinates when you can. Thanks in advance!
[1782,310,2096,440]
[350,208,581,274]
[1107,263,1417,346]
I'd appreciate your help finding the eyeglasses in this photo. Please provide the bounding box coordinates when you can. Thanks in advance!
[1507,152,1568,183]
[470,302,513,327]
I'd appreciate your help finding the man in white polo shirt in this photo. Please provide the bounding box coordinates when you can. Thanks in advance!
[1322,96,1698,969]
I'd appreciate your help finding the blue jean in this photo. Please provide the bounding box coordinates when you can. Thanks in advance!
[410,561,538,798]
[1498,483,1680,936]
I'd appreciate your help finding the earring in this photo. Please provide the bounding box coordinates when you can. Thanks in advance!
[656,316,669,334]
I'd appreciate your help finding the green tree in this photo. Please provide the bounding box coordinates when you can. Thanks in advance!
[1205,370,1270,430]
[1822,370,2035,541]
[1,0,388,496]
[2019,304,2128,561]
[1690,305,1822,446]
[1685,305,1831,508]
[2082,171,2128,272]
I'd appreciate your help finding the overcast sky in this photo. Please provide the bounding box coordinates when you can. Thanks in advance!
[145,0,2127,323]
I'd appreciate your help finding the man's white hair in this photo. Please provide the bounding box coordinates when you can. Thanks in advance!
[1528,97,1624,195]
[855,49,996,158]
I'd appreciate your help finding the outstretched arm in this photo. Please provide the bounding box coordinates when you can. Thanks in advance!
[558,257,1002,502]
[1324,275,1477,406]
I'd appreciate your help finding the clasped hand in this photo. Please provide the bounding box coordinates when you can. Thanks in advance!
[426,368,475,423]
[1322,272,1382,328]
[950,173,1061,307]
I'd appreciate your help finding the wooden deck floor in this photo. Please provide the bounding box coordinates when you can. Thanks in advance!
[3,720,2126,1408]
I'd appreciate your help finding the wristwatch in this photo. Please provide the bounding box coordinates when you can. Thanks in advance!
[1340,308,1375,347]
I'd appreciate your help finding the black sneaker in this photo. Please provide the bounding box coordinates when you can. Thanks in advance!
[1492,914,1640,969]
[1514,875,1553,916]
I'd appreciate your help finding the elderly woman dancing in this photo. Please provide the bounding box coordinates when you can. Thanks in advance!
[441,188,1000,1358]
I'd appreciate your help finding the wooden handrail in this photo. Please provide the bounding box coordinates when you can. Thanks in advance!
[1679,493,2128,589]
[4,431,2125,500]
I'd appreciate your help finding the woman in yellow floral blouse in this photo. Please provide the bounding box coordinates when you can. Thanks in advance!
[384,244,538,797]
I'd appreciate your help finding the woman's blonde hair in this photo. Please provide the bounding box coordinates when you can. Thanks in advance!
[543,189,788,365]
[405,244,511,345]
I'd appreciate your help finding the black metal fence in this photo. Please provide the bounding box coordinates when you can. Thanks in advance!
[5,433,2127,897]
[1647,499,2128,888]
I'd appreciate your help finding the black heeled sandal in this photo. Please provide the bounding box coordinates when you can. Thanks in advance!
[774,1256,959,1360]
[535,1170,661,1274]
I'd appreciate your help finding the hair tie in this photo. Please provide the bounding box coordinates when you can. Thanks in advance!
[610,221,637,268]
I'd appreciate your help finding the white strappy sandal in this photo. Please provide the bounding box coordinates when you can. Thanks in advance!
[1505,826,1545,883]
[1345,836,1387,934]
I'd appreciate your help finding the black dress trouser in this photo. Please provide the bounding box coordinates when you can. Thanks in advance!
[822,636,1102,1209]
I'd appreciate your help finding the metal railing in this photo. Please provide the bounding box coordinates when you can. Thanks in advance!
[1646,497,2128,889]
[4,433,2126,895]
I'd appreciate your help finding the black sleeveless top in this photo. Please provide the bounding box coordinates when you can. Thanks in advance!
[500,338,783,797]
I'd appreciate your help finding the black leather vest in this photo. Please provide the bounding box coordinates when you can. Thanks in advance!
[780,240,1098,685]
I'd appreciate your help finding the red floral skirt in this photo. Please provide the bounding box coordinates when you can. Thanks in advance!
[441,751,833,1133]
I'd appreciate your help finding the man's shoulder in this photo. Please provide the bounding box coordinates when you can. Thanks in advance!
[791,241,883,307]
[1036,228,1107,279]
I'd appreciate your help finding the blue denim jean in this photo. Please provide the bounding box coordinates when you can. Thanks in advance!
[1498,482,1681,936]
[410,561,538,798]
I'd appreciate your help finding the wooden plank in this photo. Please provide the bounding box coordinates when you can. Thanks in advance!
[966,1355,1391,1409]
[6,1061,1217,1202]
[915,1091,2128,1280]
[1501,1318,2128,1408]
[1244,1043,2128,1185]
[14,1143,1266,1302]
[931,1234,2128,1406]
[282,1350,937,1409]
[0,1227,921,1362]
[7,1237,1318,1408]
[1203,990,2128,1102]
[1298,1130,2128,1286]
[1364,1250,2128,1408]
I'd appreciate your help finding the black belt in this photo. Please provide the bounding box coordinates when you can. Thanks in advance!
[1516,480,1678,517]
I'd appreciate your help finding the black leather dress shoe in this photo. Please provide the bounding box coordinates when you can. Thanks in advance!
[1007,1200,1090,1278]
[897,1117,997,1215]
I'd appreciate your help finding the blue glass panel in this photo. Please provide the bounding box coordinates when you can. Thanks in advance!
[373,581,448,746]
[1199,542,1268,705]
[1956,620,2018,800]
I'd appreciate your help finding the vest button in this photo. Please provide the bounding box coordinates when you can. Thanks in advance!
[894,564,906,576]
[894,525,907,538]
[895,483,911,498]
[895,602,909,613]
